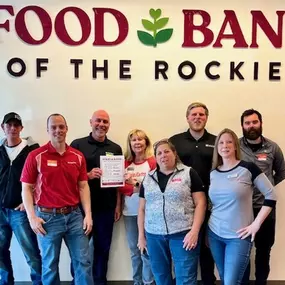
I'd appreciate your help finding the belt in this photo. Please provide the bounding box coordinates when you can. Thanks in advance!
[37,205,78,215]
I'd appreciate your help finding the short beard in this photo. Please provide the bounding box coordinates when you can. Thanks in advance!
[189,122,206,133]
[243,126,262,141]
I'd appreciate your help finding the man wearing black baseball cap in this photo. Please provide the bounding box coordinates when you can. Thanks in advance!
[0,112,42,284]
[2,112,23,126]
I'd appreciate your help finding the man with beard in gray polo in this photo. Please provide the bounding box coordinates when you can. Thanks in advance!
[240,109,285,285]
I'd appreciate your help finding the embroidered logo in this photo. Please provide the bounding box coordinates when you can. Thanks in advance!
[205,144,215,148]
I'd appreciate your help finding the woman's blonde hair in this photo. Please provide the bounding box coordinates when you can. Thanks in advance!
[125,129,153,161]
[212,128,241,170]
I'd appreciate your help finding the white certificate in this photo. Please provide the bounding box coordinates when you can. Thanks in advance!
[100,155,125,188]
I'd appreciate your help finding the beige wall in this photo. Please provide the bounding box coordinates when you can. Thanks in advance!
[1,0,285,280]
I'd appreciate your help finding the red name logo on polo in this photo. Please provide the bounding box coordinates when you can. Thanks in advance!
[171,178,182,183]
[256,153,267,161]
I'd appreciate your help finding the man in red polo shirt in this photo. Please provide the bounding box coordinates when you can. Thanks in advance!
[21,113,93,285]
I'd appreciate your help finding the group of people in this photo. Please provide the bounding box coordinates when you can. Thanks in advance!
[0,103,284,285]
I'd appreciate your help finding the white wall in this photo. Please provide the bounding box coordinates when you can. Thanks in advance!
[1,0,285,281]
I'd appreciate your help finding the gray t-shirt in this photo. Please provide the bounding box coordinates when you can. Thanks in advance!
[209,160,276,238]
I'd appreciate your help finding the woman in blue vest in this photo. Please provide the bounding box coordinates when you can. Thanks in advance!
[138,139,207,285]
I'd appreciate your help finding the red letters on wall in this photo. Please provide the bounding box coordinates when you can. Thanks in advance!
[0,5,284,48]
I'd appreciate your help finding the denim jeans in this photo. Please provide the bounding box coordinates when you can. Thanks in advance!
[36,208,93,285]
[70,238,94,285]
[208,228,252,285]
[124,216,154,285]
[0,207,42,285]
[241,209,275,285]
[146,230,200,285]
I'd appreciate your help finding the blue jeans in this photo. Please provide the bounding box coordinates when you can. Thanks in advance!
[208,228,252,285]
[36,208,93,285]
[146,230,200,285]
[241,209,275,285]
[0,207,42,285]
[124,216,154,285]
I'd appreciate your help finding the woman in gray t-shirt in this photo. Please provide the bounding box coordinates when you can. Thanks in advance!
[208,128,276,285]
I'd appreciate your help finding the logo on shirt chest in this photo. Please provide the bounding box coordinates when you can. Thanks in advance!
[256,153,267,161]
[205,144,215,148]
[227,173,238,179]
[171,178,182,184]
[47,160,57,167]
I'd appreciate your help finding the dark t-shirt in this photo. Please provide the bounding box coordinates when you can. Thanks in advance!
[140,167,204,198]
[247,141,263,153]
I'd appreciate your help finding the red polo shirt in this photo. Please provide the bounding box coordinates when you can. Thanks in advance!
[21,142,88,208]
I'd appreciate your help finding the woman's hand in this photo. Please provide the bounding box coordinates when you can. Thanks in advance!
[183,230,199,250]
[237,221,261,242]
[137,235,148,255]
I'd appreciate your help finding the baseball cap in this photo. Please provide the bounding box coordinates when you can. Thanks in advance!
[2,112,23,126]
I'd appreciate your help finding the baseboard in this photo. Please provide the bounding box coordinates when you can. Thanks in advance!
[14,281,285,285]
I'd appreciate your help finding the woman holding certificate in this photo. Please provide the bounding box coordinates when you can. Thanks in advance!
[138,139,207,285]
[119,129,156,285]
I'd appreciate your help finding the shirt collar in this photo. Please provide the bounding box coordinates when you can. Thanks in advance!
[242,135,266,148]
[47,141,69,154]
[184,129,210,142]
[88,132,110,145]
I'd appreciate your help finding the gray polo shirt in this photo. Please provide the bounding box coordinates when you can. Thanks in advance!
[209,160,276,239]
[240,136,285,208]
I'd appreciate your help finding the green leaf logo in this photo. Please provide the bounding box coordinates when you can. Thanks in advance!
[137,8,173,47]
